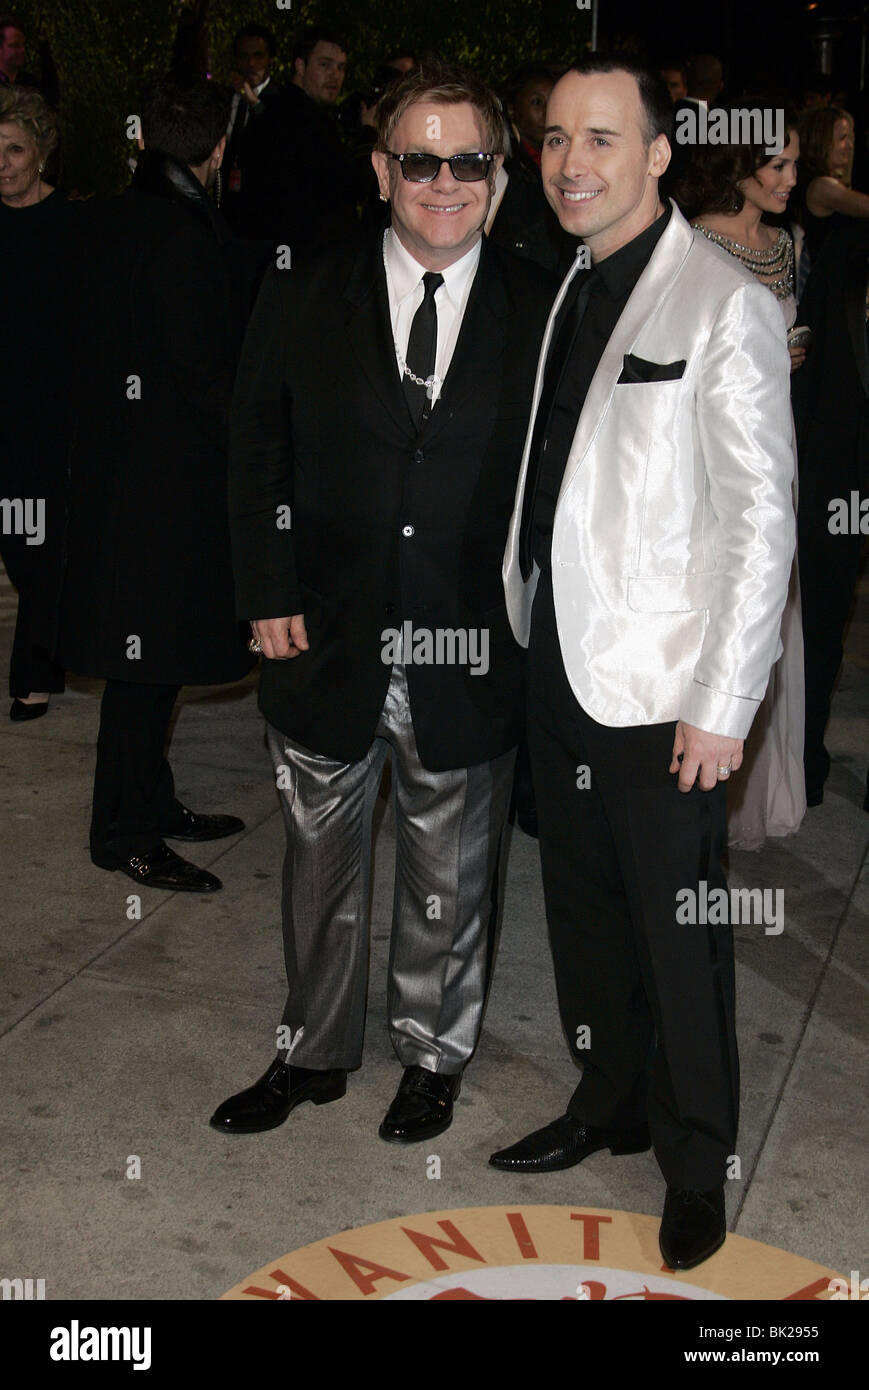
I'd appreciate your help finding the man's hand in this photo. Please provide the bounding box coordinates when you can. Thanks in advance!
[670,721,744,792]
[229,71,260,106]
[251,615,309,660]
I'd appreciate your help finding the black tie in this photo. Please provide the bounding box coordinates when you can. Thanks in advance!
[402,271,443,429]
[519,271,594,580]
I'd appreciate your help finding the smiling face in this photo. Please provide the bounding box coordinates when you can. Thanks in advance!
[0,120,41,204]
[542,70,670,261]
[372,100,501,271]
[740,129,799,215]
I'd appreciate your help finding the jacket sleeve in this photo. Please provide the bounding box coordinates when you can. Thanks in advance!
[682,279,796,739]
[227,261,303,621]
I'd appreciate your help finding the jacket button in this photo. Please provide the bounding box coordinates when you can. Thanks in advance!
[413,449,424,464]
[402,524,414,537]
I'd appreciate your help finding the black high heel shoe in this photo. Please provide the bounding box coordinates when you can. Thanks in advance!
[10,699,48,722]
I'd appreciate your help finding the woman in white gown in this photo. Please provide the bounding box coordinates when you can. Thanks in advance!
[675,113,807,850]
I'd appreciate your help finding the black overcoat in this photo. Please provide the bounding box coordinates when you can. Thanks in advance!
[59,153,255,686]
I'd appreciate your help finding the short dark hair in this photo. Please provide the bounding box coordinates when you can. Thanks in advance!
[292,27,347,66]
[567,52,673,147]
[674,103,800,219]
[140,77,233,167]
[233,23,277,58]
[503,62,557,111]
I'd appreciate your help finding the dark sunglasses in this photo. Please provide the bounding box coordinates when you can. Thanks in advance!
[386,151,495,183]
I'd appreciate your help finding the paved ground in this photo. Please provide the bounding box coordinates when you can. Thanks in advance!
[0,560,866,1300]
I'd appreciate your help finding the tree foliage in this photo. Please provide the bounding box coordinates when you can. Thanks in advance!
[10,0,591,195]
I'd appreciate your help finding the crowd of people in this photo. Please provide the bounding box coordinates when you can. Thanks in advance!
[1,13,868,1273]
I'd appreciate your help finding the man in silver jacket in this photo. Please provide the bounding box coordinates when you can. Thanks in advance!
[494,54,795,1272]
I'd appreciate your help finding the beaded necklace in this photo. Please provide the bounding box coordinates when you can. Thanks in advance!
[693,223,795,301]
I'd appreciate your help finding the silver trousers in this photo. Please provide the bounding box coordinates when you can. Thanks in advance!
[267,661,515,1073]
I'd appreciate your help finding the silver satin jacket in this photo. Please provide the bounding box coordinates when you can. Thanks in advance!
[503,201,796,741]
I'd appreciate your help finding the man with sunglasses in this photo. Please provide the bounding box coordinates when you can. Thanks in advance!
[214,61,556,1145]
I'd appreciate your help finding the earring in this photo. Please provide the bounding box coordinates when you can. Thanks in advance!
[38,163,45,175]
[214,166,222,207]
[379,193,388,202]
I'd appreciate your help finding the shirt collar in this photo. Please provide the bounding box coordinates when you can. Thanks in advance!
[592,200,672,298]
[384,226,482,309]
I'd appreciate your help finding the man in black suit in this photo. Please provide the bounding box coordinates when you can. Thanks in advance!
[212,60,556,1144]
[60,79,253,893]
[220,22,281,238]
[238,25,360,257]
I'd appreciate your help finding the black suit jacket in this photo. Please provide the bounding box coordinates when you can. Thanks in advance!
[228,232,557,769]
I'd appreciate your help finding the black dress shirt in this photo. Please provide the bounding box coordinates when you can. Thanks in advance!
[530,202,672,572]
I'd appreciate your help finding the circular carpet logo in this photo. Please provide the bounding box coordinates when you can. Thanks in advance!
[220,1205,843,1301]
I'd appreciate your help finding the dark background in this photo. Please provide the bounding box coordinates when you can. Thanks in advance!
[8,0,868,194]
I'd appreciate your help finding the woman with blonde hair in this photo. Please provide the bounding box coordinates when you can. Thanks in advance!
[799,104,869,260]
[0,85,73,718]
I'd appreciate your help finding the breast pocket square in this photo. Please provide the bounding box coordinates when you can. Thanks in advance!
[617,353,686,384]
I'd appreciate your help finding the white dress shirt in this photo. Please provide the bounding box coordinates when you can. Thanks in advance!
[226,75,271,140]
[383,227,481,406]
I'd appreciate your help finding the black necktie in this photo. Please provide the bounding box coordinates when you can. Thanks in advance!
[402,271,443,429]
[519,272,594,579]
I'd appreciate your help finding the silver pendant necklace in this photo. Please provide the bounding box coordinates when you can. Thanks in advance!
[383,230,442,403]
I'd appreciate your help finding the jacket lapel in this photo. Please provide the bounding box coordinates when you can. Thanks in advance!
[557,202,694,500]
[344,235,417,437]
[416,237,511,447]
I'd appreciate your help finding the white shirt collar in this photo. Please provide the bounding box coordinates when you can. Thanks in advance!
[384,227,481,309]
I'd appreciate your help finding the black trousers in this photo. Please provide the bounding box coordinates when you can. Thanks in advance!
[90,680,184,866]
[799,522,867,798]
[0,537,65,700]
[527,573,738,1190]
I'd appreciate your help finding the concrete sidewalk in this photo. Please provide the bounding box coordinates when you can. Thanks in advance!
[0,561,866,1299]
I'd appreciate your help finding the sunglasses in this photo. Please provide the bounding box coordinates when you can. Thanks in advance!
[386,151,495,183]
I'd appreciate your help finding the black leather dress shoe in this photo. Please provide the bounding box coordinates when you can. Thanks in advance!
[160,806,245,841]
[210,1059,347,1134]
[659,1187,726,1270]
[378,1065,461,1144]
[113,842,222,892]
[10,698,48,721]
[489,1114,651,1172]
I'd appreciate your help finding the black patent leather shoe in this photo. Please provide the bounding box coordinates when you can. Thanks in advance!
[210,1058,347,1133]
[10,698,48,721]
[378,1065,461,1144]
[659,1187,726,1270]
[114,842,222,892]
[161,806,245,841]
[489,1114,651,1172]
